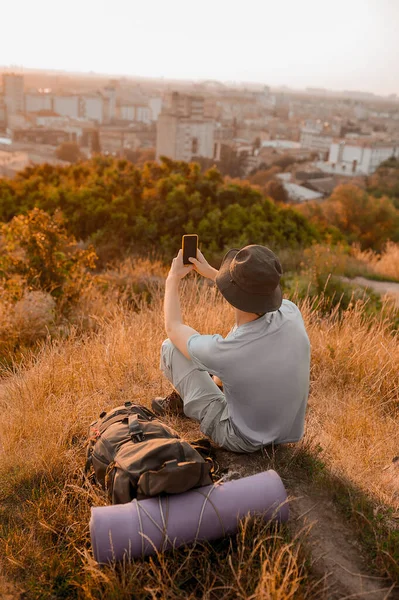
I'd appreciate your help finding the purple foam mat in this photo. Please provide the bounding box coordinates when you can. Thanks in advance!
[90,469,289,563]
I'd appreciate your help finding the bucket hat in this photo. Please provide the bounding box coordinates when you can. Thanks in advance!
[215,245,283,313]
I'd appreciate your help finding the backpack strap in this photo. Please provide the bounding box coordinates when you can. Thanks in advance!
[128,414,145,443]
[84,452,93,474]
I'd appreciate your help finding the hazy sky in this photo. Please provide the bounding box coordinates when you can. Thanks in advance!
[2,0,399,94]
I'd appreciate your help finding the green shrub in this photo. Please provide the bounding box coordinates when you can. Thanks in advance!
[0,208,97,302]
[0,157,323,262]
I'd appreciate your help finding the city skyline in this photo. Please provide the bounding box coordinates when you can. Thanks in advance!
[2,0,399,96]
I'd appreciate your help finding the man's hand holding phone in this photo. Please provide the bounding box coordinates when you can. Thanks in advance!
[189,249,218,281]
[167,249,194,282]
[168,235,218,282]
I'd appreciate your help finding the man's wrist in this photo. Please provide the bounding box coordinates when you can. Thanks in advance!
[210,267,218,281]
[166,274,180,285]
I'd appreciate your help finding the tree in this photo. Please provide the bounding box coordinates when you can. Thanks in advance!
[124,148,156,166]
[271,154,297,170]
[253,137,261,152]
[264,179,289,203]
[56,142,83,163]
[218,146,247,178]
[91,130,102,154]
[248,166,281,187]
[367,158,399,209]
[322,185,399,249]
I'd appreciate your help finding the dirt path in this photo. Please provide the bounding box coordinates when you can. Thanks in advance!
[0,573,24,600]
[342,277,399,308]
[290,485,398,599]
[216,450,399,599]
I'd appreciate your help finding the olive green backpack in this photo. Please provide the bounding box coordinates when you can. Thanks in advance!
[85,401,214,504]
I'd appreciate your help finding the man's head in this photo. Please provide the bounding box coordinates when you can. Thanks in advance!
[215,245,283,314]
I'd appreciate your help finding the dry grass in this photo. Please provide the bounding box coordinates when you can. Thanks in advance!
[353,242,399,281]
[81,519,311,600]
[299,242,399,283]
[0,271,398,598]
[0,289,56,365]
[299,295,399,507]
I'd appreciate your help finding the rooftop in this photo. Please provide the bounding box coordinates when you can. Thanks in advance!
[261,140,301,149]
[332,138,399,149]
[282,181,324,202]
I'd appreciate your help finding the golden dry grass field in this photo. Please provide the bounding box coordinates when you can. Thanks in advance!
[0,259,399,599]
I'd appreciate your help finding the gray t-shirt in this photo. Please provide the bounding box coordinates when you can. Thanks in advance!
[187,299,310,446]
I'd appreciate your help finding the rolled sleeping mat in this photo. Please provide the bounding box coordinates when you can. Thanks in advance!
[90,470,289,563]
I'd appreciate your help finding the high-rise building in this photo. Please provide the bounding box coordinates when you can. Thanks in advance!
[156,92,215,161]
[2,73,24,119]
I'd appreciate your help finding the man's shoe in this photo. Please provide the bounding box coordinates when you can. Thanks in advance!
[151,391,185,417]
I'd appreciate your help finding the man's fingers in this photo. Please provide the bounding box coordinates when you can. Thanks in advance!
[188,257,198,263]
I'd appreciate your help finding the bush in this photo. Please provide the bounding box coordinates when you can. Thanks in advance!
[0,208,97,302]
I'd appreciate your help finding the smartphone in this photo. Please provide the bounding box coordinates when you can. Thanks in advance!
[182,234,198,265]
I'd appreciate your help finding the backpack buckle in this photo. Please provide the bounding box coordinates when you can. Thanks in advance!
[128,414,145,443]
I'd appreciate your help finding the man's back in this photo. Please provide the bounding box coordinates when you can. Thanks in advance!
[188,299,310,445]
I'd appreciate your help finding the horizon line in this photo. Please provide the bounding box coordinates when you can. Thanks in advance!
[1,64,397,101]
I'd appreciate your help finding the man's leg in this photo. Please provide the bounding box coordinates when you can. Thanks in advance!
[160,339,226,425]
[160,339,260,453]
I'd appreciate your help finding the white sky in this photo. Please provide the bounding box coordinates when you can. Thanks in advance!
[2,0,399,94]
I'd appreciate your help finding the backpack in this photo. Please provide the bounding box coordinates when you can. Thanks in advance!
[85,401,214,504]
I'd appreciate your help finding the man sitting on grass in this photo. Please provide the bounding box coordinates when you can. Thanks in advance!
[152,245,310,453]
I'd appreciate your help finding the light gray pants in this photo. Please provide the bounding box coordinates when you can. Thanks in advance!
[160,339,260,453]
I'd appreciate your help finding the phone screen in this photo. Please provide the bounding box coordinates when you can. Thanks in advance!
[182,234,198,265]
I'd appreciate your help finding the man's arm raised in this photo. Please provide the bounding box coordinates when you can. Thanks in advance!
[164,249,198,359]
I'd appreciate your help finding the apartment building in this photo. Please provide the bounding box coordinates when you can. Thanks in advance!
[25,92,52,113]
[0,100,6,129]
[300,127,333,157]
[53,95,80,119]
[2,73,24,116]
[322,140,399,175]
[119,104,151,124]
[156,92,215,161]
[80,94,104,123]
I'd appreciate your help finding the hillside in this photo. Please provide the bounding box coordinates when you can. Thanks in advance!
[0,265,399,599]
[1,159,399,598]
